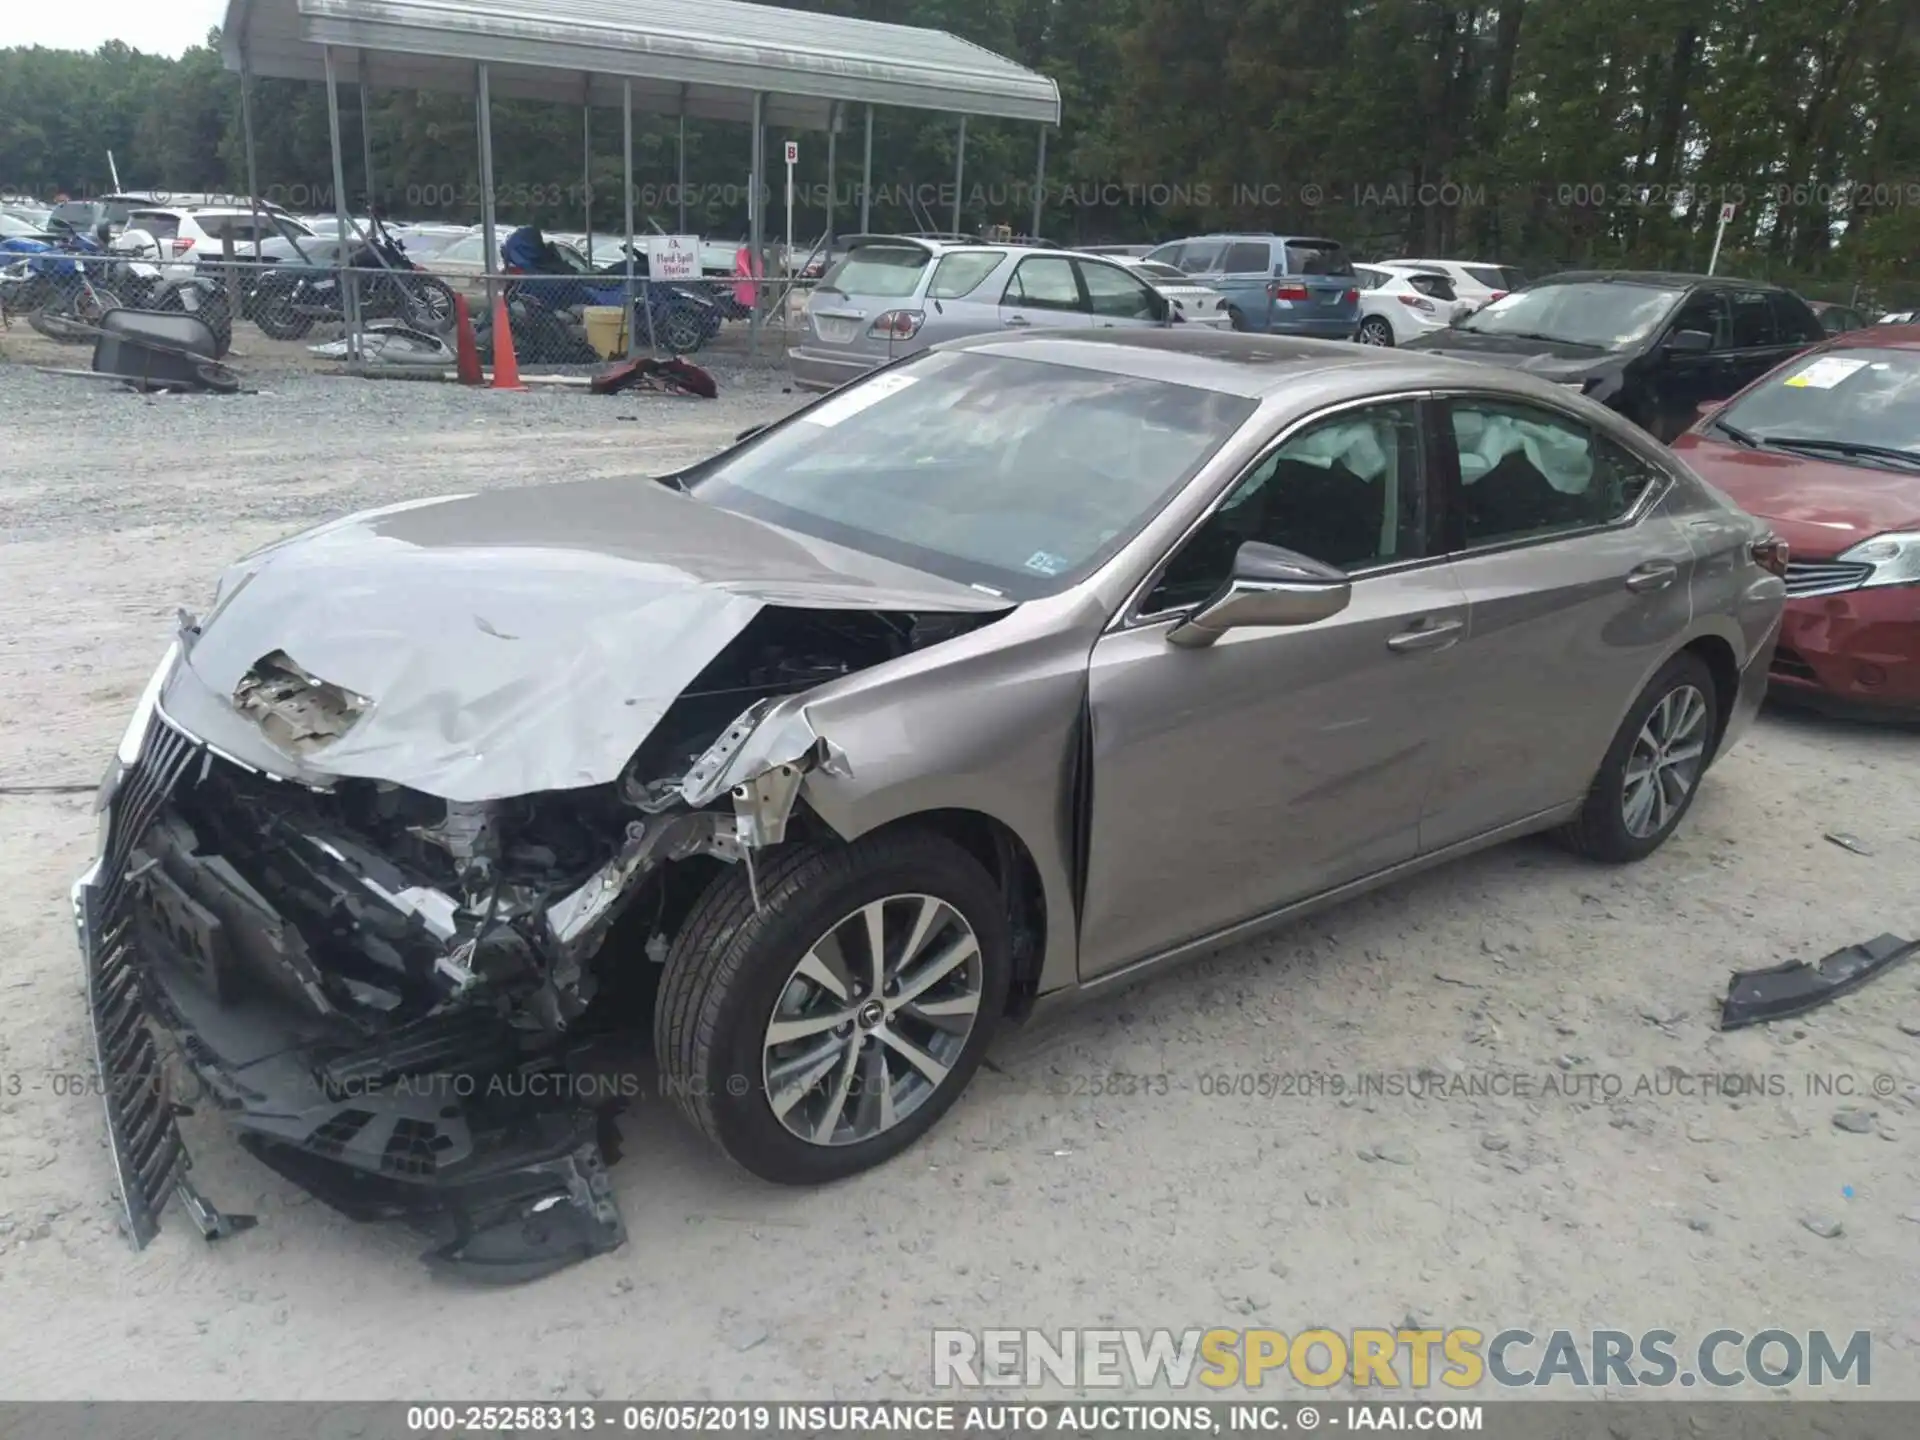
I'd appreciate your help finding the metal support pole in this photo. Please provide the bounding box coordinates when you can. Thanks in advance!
[1032,124,1047,240]
[582,78,593,263]
[322,46,360,361]
[952,115,966,236]
[624,79,650,356]
[825,102,837,256]
[238,52,262,262]
[677,99,688,234]
[749,91,765,358]
[861,104,873,233]
[359,50,375,215]
[476,63,499,315]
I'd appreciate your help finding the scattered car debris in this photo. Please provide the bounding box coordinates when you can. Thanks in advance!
[1832,1108,1877,1134]
[1719,933,1919,1029]
[589,356,717,398]
[1824,831,1874,856]
[310,320,455,366]
[1799,1213,1845,1239]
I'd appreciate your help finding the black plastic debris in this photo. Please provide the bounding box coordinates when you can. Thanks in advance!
[1719,933,1919,1029]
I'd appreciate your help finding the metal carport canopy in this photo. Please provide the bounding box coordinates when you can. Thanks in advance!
[221,0,1063,128]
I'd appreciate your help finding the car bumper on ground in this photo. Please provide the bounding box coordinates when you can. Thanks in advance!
[1769,588,1920,713]
[789,345,885,392]
[73,712,628,1282]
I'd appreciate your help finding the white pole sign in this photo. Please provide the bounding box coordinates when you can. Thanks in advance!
[1707,201,1736,276]
[784,141,798,271]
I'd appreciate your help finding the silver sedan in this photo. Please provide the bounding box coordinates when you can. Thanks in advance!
[76,331,1784,1277]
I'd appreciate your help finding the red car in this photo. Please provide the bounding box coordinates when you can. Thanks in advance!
[1673,325,1920,714]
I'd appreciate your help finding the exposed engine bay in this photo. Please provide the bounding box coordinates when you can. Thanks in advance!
[90,603,1004,1280]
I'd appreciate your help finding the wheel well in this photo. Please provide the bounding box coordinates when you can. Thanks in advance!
[1682,634,1740,759]
[870,809,1047,1017]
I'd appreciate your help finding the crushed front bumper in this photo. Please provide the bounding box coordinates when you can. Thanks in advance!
[73,712,629,1282]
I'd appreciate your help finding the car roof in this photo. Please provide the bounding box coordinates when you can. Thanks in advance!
[1533,269,1785,292]
[1160,233,1341,245]
[934,329,1551,400]
[1822,321,1920,351]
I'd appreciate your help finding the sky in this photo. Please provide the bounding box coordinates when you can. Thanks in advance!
[4,0,230,58]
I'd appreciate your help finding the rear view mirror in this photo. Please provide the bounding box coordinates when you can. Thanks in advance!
[1667,328,1714,354]
[1167,541,1352,649]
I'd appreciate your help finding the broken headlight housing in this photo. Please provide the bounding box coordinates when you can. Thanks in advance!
[1836,531,1920,589]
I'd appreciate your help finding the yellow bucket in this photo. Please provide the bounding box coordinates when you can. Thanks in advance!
[582,306,628,360]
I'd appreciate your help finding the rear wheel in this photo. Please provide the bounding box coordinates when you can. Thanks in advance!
[401,275,457,334]
[1560,652,1717,862]
[255,290,313,340]
[1356,315,1395,346]
[660,306,706,354]
[657,830,1010,1185]
[1227,305,1250,332]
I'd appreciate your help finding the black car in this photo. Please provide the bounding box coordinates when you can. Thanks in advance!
[1401,270,1824,441]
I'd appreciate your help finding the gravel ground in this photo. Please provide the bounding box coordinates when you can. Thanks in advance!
[1,360,1917,1403]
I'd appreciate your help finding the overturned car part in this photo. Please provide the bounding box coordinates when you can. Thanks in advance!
[1719,933,1919,1030]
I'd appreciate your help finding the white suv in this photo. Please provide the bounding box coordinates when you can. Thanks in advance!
[1392,258,1526,311]
[122,207,315,278]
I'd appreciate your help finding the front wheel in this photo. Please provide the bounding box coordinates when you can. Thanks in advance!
[657,830,1011,1185]
[1559,651,1717,862]
[400,275,457,334]
[659,306,706,354]
[1356,315,1395,346]
[255,290,314,340]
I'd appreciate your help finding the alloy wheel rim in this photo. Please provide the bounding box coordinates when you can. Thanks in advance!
[1359,319,1391,345]
[761,893,983,1147]
[1621,683,1709,838]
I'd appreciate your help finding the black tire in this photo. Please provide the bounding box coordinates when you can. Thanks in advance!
[255,291,313,341]
[1227,305,1250,332]
[660,307,705,355]
[657,829,1011,1185]
[401,276,457,335]
[1559,651,1718,863]
[191,360,241,394]
[1357,315,1395,346]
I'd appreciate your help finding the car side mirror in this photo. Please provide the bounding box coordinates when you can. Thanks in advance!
[1667,328,1714,354]
[1166,541,1353,649]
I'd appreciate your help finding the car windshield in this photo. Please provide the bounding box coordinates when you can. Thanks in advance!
[1719,348,1920,461]
[1459,281,1683,348]
[681,350,1256,598]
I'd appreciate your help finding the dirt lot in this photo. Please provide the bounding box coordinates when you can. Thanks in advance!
[0,358,1916,1402]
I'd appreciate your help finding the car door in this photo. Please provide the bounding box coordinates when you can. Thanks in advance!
[1206,239,1275,328]
[1080,399,1470,978]
[1418,395,1695,851]
[1648,289,1732,439]
[998,254,1090,331]
[1075,257,1168,328]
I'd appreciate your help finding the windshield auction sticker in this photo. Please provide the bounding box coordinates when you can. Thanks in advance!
[1784,356,1869,388]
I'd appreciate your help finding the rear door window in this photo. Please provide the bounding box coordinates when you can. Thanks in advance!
[927,251,1003,299]
[824,246,931,299]
[1284,240,1354,276]
[1668,292,1728,348]
[1728,290,1778,348]
[1354,266,1388,290]
[1770,293,1825,345]
[1221,241,1272,274]
[1464,265,1511,290]
[1003,256,1084,312]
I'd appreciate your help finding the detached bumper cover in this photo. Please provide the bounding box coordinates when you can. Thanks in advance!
[74,714,629,1282]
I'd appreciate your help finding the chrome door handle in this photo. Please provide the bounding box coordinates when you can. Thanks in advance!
[1386,618,1464,653]
[1625,561,1678,593]
[1004,315,1031,328]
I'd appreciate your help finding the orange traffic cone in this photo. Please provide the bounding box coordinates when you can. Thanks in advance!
[489,293,526,391]
[453,293,483,386]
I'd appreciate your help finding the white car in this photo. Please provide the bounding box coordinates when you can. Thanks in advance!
[1351,263,1470,346]
[1118,257,1234,328]
[122,206,316,278]
[1392,258,1525,310]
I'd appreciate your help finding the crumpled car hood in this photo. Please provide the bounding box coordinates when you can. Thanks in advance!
[168,477,1006,802]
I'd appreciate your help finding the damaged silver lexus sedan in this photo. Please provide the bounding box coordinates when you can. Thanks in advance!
[76,331,1785,1280]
